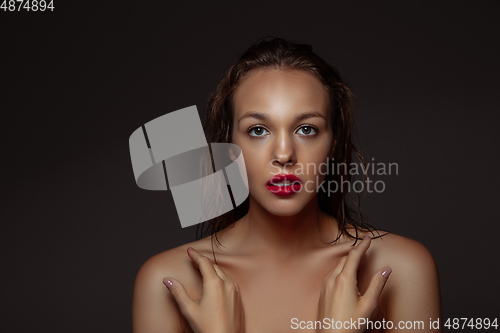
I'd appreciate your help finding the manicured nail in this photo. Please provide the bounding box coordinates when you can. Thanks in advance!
[163,278,173,290]
[381,267,392,279]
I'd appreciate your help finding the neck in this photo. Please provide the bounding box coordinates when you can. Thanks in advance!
[222,194,340,259]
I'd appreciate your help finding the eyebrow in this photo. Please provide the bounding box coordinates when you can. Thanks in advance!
[238,112,326,124]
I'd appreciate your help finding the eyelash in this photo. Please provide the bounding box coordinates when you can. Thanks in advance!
[246,125,319,138]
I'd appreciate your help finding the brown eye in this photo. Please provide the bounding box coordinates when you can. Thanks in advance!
[297,125,318,136]
[247,126,269,137]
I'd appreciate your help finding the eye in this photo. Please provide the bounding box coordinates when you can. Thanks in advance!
[296,125,318,137]
[247,126,270,137]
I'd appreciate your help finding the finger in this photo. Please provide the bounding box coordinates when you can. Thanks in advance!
[163,277,195,315]
[213,264,228,280]
[214,265,235,284]
[341,236,371,278]
[213,265,240,292]
[187,247,219,281]
[322,255,347,293]
[327,255,347,280]
[224,273,239,292]
[360,266,392,312]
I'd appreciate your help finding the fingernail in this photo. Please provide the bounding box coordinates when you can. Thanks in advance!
[363,236,370,240]
[381,267,392,279]
[187,247,194,252]
[163,278,173,290]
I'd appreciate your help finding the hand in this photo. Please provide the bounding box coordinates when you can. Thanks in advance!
[163,247,244,333]
[316,236,392,333]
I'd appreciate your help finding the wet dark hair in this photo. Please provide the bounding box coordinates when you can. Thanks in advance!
[198,37,386,255]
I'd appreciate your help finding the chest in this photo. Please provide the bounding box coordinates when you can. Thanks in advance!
[240,274,321,331]
[185,251,384,333]
[221,257,338,332]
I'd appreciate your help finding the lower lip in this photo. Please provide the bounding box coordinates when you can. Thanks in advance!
[266,183,302,196]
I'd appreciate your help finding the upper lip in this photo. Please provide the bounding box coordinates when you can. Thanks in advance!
[266,174,302,186]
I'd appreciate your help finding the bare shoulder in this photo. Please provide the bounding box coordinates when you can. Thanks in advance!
[134,236,213,294]
[132,237,212,333]
[136,243,192,283]
[358,231,441,322]
[368,232,438,275]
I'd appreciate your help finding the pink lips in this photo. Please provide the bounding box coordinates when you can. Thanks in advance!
[266,174,302,196]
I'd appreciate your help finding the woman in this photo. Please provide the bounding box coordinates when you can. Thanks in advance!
[132,37,441,332]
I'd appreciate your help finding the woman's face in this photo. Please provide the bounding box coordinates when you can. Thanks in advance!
[231,69,334,216]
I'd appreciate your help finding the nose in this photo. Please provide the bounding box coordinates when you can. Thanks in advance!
[271,130,296,170]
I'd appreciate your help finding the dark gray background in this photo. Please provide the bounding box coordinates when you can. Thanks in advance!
[2,1,499,332]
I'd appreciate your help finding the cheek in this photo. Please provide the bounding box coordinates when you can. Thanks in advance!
[300,144,332,178]
[230,136,262,186]
[242,147,267,179]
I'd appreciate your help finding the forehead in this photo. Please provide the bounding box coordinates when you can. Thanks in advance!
[232,69,330,119]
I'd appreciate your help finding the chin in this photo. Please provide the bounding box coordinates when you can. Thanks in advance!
[253,189,316,217]
[267,205,305,217]
[269,209,301,217]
